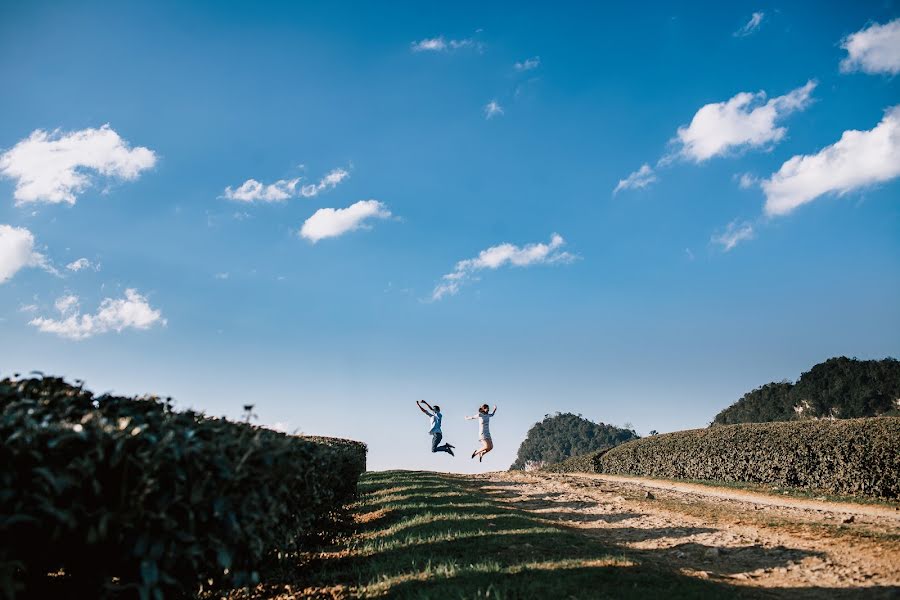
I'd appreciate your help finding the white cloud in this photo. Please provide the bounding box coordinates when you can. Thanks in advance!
[762,105,900,217]
[432,233,574,300]
[214,272,229,280]
[412,37,447,52]
[840,18,900,75]
[0,125,156,205]
[0,224,46,283]
[223,168,348,203]
[614,164,657,194]
[29,288,166,340]
[514,56,541,71]
[300,200,391,243]
[411,36,475,52]
[711,221,754,251]
[734,12,765,37]
[54,294,79,314]
[672,81,816,162]
[66,258,97,272]
[300,168,350,197]
[484,100,504,119]
[223,178,300,202]
[736,173,758,189]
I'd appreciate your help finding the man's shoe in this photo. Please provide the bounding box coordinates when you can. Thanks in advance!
[447,448,455,456]
[471,451,477,459]
[446,444,455,449]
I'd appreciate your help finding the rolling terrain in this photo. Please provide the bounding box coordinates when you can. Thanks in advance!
[232,470,900,599]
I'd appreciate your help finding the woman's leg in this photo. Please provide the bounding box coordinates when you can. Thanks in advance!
[476,438,493,461]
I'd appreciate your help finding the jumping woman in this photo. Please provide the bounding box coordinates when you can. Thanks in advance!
[466,404,497,462]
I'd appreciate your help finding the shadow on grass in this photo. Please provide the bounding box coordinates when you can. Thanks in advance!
[232,471,900,600]
[384,566,898,600]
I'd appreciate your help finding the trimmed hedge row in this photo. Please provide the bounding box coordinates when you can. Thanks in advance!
[543,447,612,474]
[544,418,900,499]
[0,376,367,599]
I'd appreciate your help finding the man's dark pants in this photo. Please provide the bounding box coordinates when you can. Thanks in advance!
[431,432,451,453]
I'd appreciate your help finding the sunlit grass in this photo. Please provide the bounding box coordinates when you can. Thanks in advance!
[290,470,757,598]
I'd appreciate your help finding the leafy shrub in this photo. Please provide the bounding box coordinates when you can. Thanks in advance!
[0,376,366,599]
[556,418,898,498]
[510,413,637,470]
[543,448,611,474]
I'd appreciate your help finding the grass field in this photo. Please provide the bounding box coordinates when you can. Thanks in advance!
[230,470,888,599]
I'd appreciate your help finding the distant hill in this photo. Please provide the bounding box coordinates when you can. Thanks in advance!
[510,412,638,470]
[712,357,900,426]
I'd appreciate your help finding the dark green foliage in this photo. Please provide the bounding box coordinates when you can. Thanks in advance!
[510,412,637,470]
[713,357,900,425]
[0,376,366,599]
[543,448,612,474]
[592,418,900,498]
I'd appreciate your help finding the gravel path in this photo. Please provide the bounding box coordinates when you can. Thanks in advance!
[473,471,900,596]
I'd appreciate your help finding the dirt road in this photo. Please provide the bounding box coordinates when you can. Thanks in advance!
[473,471,900,595]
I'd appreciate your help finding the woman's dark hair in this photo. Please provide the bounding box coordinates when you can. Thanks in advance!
[480,404,489,412]
[433,405,441,412]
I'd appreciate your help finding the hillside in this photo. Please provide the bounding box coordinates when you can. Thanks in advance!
[510,412,638,470]
[713,357,900,425]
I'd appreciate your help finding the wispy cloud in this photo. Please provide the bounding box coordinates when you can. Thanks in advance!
[411,36,477,52]
[736,173,758,189]
[300,200,392,243]
[0,224,48,283]
[300,168,350,197]
[514,56,541,71]
[223,178,300,202]
[0,125,156,205]
[711,220,754,251]
[66,257,99,272]
[615,82,815,193]
[762,105,900,217]
[223,168,348,203]
[484,100,504,119]
[432,233,575,301]
[30,289,166,340]
[840,18,900,75]
[614,164,656,194]
[671,80,816,162]
[734,12,765,37]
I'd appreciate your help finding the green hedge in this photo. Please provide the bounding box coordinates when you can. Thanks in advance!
[0,376,367,599]
[544,418,900,499]
[543,447,612,474]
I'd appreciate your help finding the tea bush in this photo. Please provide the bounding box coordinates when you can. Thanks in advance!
[0,376,366,599]
[544,418,899,499]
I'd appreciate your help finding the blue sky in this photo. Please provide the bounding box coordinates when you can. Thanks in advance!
[1,1,898,472]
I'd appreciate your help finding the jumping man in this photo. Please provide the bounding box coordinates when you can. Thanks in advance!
[416,400,455,456]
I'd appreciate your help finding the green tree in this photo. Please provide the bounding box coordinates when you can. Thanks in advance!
[712,357,900,425]
[510,413,638,469]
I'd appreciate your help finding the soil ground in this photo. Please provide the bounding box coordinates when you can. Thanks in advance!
[477,470,900,594]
